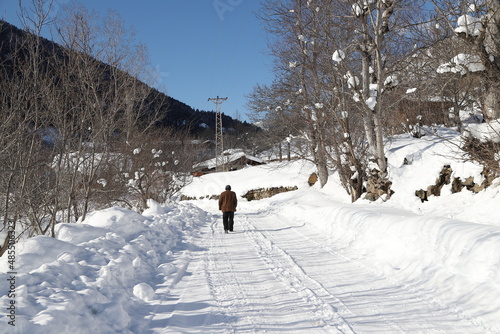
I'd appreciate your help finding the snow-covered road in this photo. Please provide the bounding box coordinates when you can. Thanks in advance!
[153,201,485,333]
[1,193,496,333]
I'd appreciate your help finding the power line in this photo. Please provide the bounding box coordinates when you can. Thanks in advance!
[208,96,228,172]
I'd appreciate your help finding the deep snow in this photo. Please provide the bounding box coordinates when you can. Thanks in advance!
[1,128,499,333]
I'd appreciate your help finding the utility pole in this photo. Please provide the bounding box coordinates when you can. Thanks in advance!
[208,96,228,172]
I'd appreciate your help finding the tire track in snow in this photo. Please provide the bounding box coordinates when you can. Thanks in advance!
[205,215,347,333]
[245,214,412,333]
[241,216,356,334]
[204,218,259,333]
[246,214,410,333]
[251,211,487,333]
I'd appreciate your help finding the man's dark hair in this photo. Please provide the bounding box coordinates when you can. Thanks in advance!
[225,185,231,190]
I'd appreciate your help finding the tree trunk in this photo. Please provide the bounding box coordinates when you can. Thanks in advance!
[315,140,329,188]
[483,84,500,121]
[287,141,291,161]
[373,112,387,174]
[482,0,500,120]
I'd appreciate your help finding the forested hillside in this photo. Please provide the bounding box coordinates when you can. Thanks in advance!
[0,20,257,138]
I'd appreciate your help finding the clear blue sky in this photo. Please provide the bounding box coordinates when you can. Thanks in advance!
[1,0,273,122]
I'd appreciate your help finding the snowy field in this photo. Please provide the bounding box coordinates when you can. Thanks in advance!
[1,128,500,333]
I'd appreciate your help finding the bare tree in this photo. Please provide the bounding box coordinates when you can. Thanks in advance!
[254,0,435,199]
[0,0,60,254]
[431,0,500,121]
[0,0,173,255]
[108,128,192,212]
[52,3,165,221]
[247,82,303,161]
[257,0,339,187]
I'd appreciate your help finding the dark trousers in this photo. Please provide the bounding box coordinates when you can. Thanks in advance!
[222,211,235,231]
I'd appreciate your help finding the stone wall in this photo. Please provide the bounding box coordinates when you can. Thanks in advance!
[242,186,298,201]
[180,186,298,202]
[415,165,493,202]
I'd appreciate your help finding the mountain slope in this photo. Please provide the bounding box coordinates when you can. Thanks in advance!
[0,19,257,138]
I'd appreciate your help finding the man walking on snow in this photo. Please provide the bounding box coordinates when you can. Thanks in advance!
[219,185,237,233]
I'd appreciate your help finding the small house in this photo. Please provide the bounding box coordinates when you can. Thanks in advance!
[192,149,264,176]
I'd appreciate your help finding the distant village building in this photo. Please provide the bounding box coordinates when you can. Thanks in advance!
[192,149,265,176]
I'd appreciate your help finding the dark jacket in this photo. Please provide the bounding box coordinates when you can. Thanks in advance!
[219,190,237,212]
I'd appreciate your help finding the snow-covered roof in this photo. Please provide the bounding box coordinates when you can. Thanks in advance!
[193,149,264,170]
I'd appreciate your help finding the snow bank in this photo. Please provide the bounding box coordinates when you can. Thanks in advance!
[465,120,500,143]
[82,206,148,240]
[328,205,500,330]
[181,159,316,199]
[383,128,495,225]
[0,202,213,333]
[271,188,500,331]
